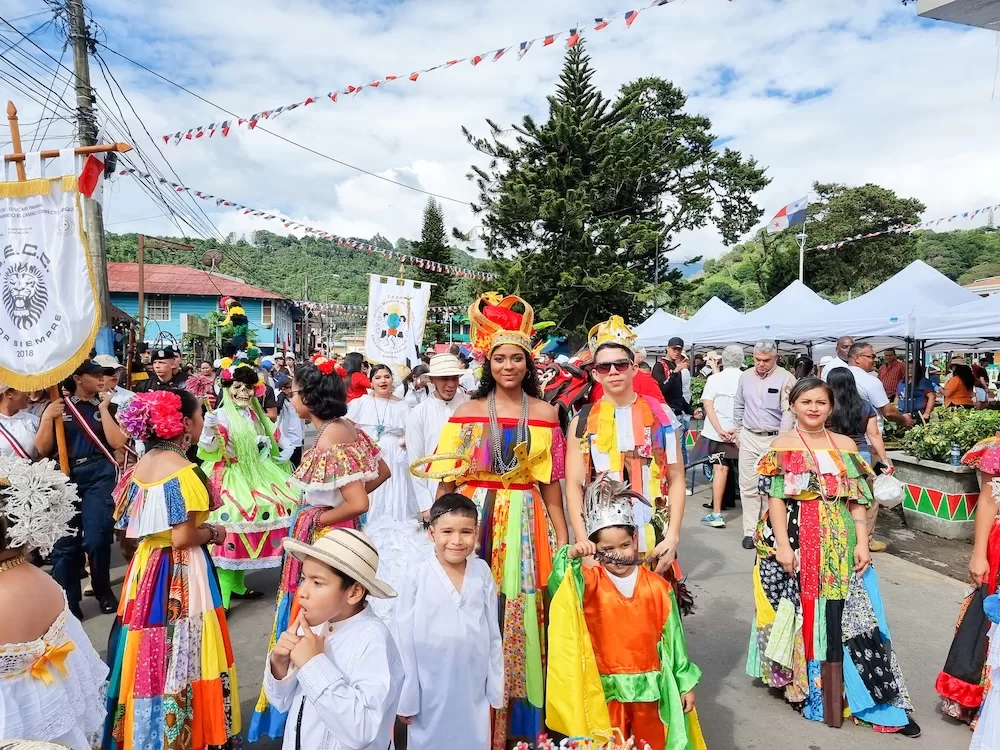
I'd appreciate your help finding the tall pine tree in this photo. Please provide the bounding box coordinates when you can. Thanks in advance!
[463,43,769,344]
[413,198,454,343]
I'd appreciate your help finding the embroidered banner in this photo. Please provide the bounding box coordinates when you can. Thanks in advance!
[364,275,431,366]
[0,168,99,390]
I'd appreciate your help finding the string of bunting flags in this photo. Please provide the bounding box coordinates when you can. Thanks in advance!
[297,302,462,313]
[117,168,496,280]
[808,201,1000,252]
[160,0,689,145]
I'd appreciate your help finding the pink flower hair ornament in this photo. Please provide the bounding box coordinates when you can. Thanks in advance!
[119,391,185,441]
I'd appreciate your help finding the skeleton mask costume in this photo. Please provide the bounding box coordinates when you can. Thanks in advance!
[229,380,254,409]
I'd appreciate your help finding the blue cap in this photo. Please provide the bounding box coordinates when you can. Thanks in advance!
[273,372,290,388]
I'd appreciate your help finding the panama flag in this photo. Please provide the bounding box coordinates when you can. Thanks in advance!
[767,196,809,234]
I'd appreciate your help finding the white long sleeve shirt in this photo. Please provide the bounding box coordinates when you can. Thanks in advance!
[262,604,403,750]
[276,399,305,448]
[405,391,470,512]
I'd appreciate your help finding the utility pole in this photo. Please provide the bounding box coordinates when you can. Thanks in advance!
[68,0,113,354]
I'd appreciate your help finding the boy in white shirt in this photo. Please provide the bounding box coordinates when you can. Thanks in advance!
[394,494,504,750]
[264,528,403,750]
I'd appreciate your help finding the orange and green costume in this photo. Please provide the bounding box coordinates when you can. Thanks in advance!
[545,546,707,750]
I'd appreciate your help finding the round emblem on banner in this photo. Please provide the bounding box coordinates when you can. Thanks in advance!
[373,298,409,357]
[55,217,73,236]
[2,258,49,330]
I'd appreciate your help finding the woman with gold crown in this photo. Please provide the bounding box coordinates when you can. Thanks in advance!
[415,293,569,750]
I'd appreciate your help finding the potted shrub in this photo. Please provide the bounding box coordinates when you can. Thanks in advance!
[889,408,1000,540]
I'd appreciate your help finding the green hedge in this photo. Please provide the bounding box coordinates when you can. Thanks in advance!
[901,407,1000,462]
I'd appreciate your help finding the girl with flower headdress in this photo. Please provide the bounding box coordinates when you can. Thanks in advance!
[0,455,106,750]
[106,389,239,749]
[199,361,298,609]
[248,354,390,743]
[418,293,570,750]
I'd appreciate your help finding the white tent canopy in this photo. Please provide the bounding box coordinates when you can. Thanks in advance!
[781,260,979,343]
[632,308,685,345]
[914,292,1000,350]
[642,297,742,348]
[686,281,835,349]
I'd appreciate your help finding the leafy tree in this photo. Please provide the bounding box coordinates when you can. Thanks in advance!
[959,261,1000,285]
[762,182,925,296]
[917,228,1000,280]
[411,199,454,342]
[462,43,769,343]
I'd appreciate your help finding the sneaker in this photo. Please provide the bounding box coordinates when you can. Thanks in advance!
[685,488,693,496]
[701,513,725,528]
[899,717,921,738]
[742,536,755,550]
[869,539,888,553]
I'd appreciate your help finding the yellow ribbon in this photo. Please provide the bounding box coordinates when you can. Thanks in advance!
[30,640,75,686]
[498,442,545,489]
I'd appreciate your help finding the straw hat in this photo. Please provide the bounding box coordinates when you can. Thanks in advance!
[283,528,395,599]
[950,354,969,365]
[427,353,464,378]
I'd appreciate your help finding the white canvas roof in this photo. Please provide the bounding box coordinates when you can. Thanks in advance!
[687,281,835,349]
[914,292,1000,350]
[642,297,742,348]
[632,308,685,345]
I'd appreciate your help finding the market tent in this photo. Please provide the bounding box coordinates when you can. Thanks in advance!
[686,281,835,349]
[633,308,686,344]
[781,259,979,343]
[642,297,741,348]
[914,292,1000,350]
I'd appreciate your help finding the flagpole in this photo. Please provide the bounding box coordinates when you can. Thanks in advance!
[797,202,809,283]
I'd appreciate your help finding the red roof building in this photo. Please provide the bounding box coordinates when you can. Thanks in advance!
[107,263,287,300]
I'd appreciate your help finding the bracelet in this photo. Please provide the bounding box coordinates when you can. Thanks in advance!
[853,518,873,526]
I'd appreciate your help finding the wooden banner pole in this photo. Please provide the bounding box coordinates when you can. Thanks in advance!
[5,101,129,474]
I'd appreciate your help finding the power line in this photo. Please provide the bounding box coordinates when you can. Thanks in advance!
[96,42,471,207]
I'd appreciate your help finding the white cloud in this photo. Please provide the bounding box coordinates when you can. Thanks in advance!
[3,0,1000,273]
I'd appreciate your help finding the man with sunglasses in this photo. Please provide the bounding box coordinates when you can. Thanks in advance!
[565,316,687,577]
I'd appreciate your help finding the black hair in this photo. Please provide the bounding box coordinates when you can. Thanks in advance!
[914,362,926,383]
[826,367,863,436]
[200,360,214,369]
[793,356,814,380]
[293,362,348,420]
[224,365,259,389]
[402,364,429,395]
[328,567,368,603]
[343,352,365,378]
[953,363,976,390]
[448,344,461,356]
[369,363,392,379]
[788,376,834,406]
[473,349,541,399]
[589,524,636,544]
[593,342,635,361]
[429,493,479,525]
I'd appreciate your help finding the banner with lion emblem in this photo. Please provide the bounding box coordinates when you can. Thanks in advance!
[0,170,99,390]
[363,274,431,366]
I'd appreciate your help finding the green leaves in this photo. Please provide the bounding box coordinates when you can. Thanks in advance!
[902,407,1000,462]
[462,42,768,344]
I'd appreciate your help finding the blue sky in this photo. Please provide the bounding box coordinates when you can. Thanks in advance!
[2,0,999,264]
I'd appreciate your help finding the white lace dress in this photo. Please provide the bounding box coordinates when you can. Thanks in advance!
[0,598,108,750]
[347,395,432,624]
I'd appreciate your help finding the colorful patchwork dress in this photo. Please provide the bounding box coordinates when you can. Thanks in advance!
[198,398,299,607]
[248,431,383,743]
[937,436,1000,727]
[748,446,914,732]
[427,415,565,750]
[104,463,240,749]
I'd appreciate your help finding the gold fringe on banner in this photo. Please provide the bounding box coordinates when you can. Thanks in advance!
[0,177,101,392]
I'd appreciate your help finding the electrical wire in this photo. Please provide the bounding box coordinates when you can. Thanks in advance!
[96,42,471,206]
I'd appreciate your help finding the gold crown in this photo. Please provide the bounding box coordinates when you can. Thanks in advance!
[468,293,534,354]
[588,315,637,355]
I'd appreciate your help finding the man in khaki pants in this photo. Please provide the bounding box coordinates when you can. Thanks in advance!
[733,340,794,550]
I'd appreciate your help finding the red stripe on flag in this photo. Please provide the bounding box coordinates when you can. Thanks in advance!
[625,10,638,26]
[409,72,419,81]
[78,154,103,199]
[543,35,555,46]
[595,20,609,30]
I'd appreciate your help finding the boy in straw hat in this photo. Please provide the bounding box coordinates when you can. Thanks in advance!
[263,528,403,750]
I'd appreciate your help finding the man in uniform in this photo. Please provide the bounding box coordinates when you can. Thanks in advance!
[136,346,188,392]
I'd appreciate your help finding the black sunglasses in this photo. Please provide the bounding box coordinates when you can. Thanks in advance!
[593,359,633,375]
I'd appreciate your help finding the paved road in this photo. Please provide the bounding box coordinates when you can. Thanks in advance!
[80,481,974,749]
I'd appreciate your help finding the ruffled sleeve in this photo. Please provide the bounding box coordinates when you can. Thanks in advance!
[290,429,382,492]
[963,436,1000,475]
[114,464,214,538]
[755,448,874,504]
[550,427,567,481]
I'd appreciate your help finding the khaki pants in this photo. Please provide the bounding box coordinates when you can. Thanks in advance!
[739,427,777,539]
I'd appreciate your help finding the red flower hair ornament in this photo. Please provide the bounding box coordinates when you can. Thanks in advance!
[311,354,338,376]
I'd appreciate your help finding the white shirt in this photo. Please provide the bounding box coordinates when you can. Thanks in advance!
[821,357,849,381]
[0,411,39,459]
[847,365,890,410]
[607,565,639,598]
[277,399,305,448]
[263,604,403,750]
[700,367,743,442]
[393,557,503,750]
[459,370,478,394]
[681,368,692,403]
[405,391,470,512]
